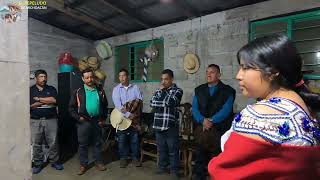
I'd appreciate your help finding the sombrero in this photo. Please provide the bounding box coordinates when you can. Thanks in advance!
[110,108,132,131]
[96,41,113,59]
[87,56,100,70]
[78,56,89,71]
[183,53,200,74]
[94,69,107,82]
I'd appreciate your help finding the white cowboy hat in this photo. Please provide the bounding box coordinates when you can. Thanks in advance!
[183,53,200,74]
[110,108,132,131]
[96,41,113,59]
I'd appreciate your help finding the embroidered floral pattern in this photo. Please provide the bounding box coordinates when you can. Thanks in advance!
[301,116,320,142]
[312,127,320,142]
[235,113,241,122]
[269,97,281,103]
[233,97,318,145]
[302,117,311,132]
[278,121,290,136]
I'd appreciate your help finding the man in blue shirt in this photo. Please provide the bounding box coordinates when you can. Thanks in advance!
[30,69,64,174]
[192,64,235,180]
[112,68,143,168]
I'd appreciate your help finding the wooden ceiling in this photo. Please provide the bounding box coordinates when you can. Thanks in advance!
[29,0,268,40]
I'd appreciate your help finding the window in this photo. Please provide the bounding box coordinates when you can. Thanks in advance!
[250,9,320,80]
[114,38,164,82]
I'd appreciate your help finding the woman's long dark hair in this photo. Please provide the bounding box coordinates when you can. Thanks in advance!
[237,34,320,114]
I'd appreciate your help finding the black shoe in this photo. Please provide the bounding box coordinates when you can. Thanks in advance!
[132,159,142,167]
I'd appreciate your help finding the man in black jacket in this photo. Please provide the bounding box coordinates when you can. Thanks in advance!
[192,64,235,180]
[69,69,108,175]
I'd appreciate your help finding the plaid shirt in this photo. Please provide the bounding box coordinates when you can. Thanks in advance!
[150,84,183,131]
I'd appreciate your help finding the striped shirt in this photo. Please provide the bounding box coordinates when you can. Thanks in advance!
[151,84,183,131]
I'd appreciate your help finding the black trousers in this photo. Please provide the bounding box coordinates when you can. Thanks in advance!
[77,119,102,166]
[193,128,223,180]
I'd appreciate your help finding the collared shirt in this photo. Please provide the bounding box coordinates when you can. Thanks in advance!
[84,84,99,117]
[192,84,234,123]
[112,83,143,118]
[150,84,183,131]
[30,84,57,118]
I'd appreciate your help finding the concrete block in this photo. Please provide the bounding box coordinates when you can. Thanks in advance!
[225,5,251,20]
[201,11,226,28]
[208,35,247,55]
[165,34,178,47]
[250,0,319,20]
[233,65,240,75]
[220,65,234,79]
[29,19,94,87]
[168,46,187,58]
[186,72,197,82]
[181,88,193,104]
[207,21,248,40]
[173,69,188,81]
[209,53,234,66]
[220,78,235,87]
[234,94,256,112]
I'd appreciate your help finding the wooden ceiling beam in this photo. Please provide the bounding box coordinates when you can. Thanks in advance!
[71,12,120,28]
[175,0,201,18]
[65,0,88,8]
[135,1,159,10]
[99,0,151,28]
[47,0,121,35]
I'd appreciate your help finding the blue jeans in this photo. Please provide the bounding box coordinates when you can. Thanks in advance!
[155,127,179,173]
[77,119,102,166]
[117,127,140,160]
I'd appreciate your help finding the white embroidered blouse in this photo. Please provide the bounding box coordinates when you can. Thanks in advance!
[221,97,319,150]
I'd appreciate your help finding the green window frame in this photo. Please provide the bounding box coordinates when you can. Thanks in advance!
[114,38,164,83]
[250,9,320,80]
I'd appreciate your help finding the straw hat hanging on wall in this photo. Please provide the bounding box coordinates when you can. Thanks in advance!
[94,69,107,85]
[87,56,100,70]
[183,53,200,74]
[78,56,89,71]
[96,41,113,60]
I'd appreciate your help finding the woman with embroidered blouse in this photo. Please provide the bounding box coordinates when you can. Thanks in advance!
[208,34,320,179]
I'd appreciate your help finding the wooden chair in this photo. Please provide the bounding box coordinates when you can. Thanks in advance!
[179,103,194,178]
[140,138,159,164]
[139,113,159,164]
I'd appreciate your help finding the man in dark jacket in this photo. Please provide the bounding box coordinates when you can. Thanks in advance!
[69,69,108,175]
[192,64,235,180]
